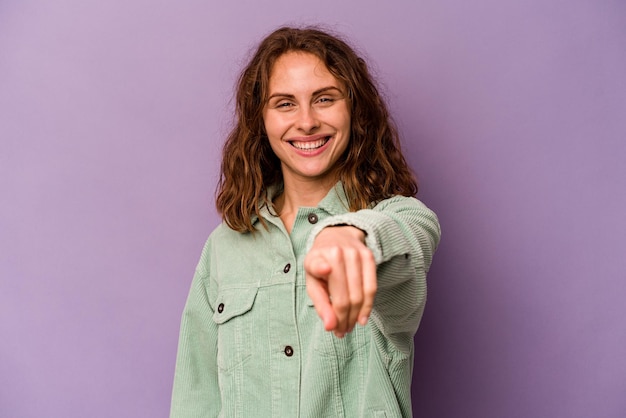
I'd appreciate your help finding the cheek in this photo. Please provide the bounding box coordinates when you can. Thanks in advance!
[262,114,284,140]
[339,113,352,137]
[335,105,351,132]
[264,119,283,152]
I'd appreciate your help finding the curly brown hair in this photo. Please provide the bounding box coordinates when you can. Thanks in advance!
[216,26,418,232]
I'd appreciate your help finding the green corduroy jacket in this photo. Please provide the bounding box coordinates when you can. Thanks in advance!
[170,183,441,417]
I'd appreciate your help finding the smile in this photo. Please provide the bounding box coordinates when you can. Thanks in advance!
[289,136,330,151]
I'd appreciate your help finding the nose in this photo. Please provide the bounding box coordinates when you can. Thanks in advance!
[295,105,320,133]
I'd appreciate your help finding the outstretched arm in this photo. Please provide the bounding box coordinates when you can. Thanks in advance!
[305,196,440,349]
[305,225,376,338]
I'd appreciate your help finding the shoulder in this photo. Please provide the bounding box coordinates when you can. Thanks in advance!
[209,221,247,241]
[372,195,432,212]
[373,196,439,227]
[195,223,248,273]
[199,220,272,266]
[201,222,261,258]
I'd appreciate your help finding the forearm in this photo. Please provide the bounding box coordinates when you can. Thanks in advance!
[306,195,440,349]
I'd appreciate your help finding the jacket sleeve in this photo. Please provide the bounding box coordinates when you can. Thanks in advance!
[170,239,220,417]
[307,196,441,355]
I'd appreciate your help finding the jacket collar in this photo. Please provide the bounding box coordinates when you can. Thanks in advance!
[251,181,350,226]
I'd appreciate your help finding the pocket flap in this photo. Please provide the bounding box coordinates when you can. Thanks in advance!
[212,287,258,324]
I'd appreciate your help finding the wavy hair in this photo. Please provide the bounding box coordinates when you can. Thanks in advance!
[216,26,418,232]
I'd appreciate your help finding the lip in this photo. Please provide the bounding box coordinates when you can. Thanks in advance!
[287,134,333,156]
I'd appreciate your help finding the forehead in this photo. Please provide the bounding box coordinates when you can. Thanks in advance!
[268,51,342,91]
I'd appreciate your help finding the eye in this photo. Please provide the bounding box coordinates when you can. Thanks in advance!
[273,100,295,109]
[315,96,336,106]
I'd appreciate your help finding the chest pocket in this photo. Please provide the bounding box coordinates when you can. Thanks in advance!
[212,287,258,372]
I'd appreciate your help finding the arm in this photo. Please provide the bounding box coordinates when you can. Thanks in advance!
[170,241,220,417]
[305,196,440,351]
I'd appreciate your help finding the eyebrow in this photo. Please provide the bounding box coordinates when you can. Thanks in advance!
[267,86,344,101]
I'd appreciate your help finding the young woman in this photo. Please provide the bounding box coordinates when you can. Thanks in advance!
[170,27,441,417]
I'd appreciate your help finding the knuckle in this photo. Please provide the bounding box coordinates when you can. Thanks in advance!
[362,284,376,300]
[361,248,375,261]
[348,284,363,301]
[332,298,350,313]
[327,246,343,260]
[364,284,377,299]
[349,294,363,307]
[343,247,358,258]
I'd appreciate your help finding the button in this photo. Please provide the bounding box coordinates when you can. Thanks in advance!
[284,346,294,357]
[283,263,291,273]
[307,213,318,224]
[217,303,224,313]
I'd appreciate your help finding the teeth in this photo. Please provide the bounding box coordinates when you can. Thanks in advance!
[291,137,329,150]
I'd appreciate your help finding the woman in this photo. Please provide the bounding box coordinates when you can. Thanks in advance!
[171,26,440,417]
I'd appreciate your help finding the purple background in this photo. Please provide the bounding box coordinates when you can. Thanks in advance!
[1,0,625,417]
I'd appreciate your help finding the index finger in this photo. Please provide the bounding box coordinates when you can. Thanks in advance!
[307,274,337,331]
[305,255,337,331]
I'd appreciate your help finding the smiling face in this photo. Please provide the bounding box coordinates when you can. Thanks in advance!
[263,51,351,191]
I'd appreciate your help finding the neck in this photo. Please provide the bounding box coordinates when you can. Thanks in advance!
[274,176,336,233]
